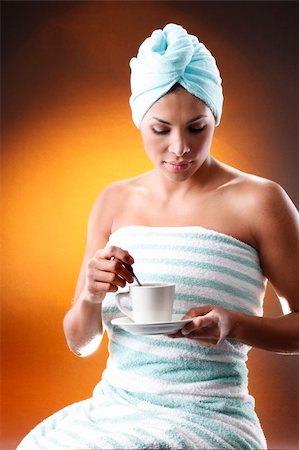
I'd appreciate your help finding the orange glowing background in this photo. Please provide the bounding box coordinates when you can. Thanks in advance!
[1,2,298,449]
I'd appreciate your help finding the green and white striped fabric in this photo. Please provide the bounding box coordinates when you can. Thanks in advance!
[17,226,267,449]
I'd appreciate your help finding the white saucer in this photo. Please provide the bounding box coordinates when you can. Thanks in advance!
[111,314,192,335]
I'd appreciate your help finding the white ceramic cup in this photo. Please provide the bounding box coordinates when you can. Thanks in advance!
[115,283,175,323]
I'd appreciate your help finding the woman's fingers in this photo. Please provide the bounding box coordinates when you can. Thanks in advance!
[169,313,216,339]
[87,257,134,285]
[181,315,215,336]
[182,305,213,319]
[86,269,128,293]
[84,246,135,300]
[170,306,234,346]
[95,246,134,265]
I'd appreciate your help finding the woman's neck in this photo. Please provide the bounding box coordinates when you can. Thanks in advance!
[148,157,219,201]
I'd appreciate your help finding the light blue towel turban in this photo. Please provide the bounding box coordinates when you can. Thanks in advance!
[129,23,223,128]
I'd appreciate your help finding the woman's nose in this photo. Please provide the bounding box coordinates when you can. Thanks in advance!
[168,134,190,157]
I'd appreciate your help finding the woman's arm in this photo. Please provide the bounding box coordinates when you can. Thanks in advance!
[176,306,299,354]
[229,310,299,353]
[63,186,134,356]
[177,181,299,353]
[247,181,299,351]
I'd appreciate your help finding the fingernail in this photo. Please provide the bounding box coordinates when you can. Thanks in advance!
[181,329,188,335]
[127,255,134,264]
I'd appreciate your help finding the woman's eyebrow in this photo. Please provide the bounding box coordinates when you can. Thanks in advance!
[149,114,208,125]
[187,114,208,124]
[150,117,171,125]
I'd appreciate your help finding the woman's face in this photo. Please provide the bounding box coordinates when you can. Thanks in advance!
[140,87,216,182]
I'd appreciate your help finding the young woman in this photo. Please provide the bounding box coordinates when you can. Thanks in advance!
[18,23,298,450]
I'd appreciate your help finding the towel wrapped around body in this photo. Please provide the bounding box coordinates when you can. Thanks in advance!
[17,226,267,449]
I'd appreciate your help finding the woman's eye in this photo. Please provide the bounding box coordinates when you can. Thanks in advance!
[152,128,169,135]
[188,126,205,134]
[151,126,205,135]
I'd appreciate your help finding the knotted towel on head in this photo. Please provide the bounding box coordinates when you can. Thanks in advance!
[129,23,223,128]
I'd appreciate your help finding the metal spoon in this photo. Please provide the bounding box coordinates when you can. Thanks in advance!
[123,263,142,286]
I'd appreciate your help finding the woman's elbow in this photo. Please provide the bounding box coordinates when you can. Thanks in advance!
[65,333,103,357]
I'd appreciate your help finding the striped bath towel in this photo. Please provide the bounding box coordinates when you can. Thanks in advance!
[17,226,267,449]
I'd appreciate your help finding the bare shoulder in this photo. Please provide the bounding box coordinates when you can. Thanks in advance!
[92,175,147,209]
[229,170,299,306]
[231,169,297,220]
[215,162,298,250]
[244,175,298,250]
[218,162,296,213]
[88,174,148,237]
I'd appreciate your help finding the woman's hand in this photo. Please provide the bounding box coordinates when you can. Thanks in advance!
[170,305,237,346]
[82,246,135,303]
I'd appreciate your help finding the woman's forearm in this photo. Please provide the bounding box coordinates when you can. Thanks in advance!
[229,311,299,354]
[63,293,104,357]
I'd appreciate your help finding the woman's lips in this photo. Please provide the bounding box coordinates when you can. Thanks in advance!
[163,161,192,172]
